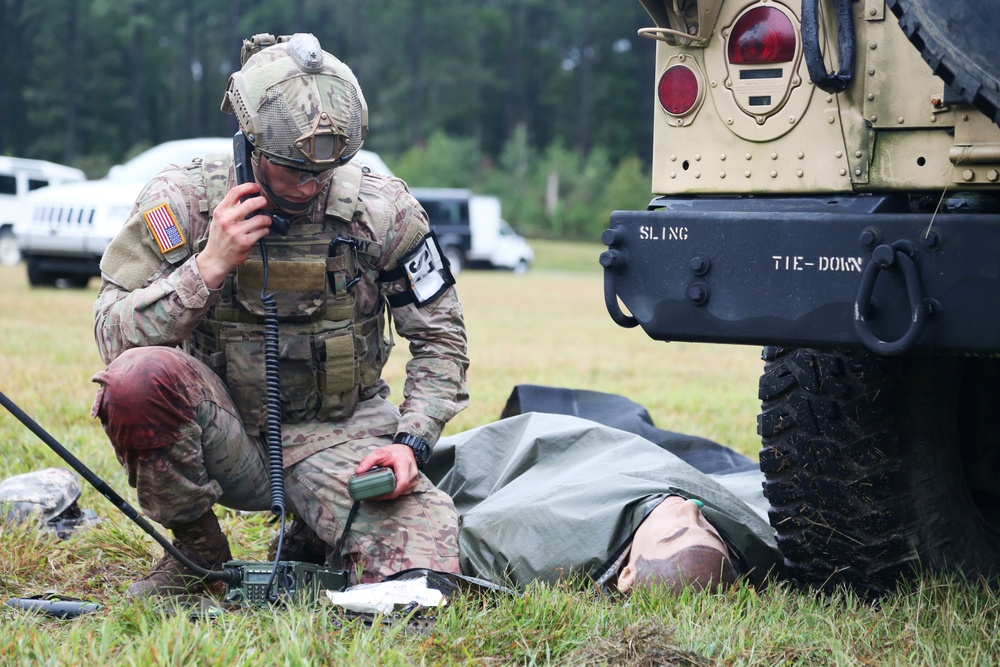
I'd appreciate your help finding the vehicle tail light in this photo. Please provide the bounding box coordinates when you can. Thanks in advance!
[658,65,699,116]
[727,6,796,64]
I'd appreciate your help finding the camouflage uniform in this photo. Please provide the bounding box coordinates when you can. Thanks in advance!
[91,151,469,583]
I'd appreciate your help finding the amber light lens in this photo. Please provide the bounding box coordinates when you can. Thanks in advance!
[658,65,699,115]
[727,6,796,64]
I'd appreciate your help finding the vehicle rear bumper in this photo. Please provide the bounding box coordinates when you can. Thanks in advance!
[602,195,1000,354]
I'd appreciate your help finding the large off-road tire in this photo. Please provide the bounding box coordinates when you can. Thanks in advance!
[26,258,57,287]
[758,346,1000,597]
[887,0,1000,127]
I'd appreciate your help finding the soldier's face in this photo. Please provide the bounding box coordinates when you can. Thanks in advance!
[259,154,334,203]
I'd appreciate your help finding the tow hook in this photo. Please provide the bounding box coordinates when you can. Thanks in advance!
[853,240,929,355]
[601,226,638,328]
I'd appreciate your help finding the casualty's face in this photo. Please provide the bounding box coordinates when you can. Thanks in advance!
[616,494,731,593]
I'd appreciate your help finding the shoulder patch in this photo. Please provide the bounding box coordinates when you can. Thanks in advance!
[143,203,187,254]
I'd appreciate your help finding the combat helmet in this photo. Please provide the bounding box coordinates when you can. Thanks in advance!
[0,467,99,539]
[220,33,368,172]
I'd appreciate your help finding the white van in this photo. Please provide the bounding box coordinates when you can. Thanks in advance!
[0,157,86,266]
[14,137,393,287]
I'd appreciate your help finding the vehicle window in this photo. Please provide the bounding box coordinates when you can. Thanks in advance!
[0,175,15,195]
[419,199,468,226]
[28,179,49,191]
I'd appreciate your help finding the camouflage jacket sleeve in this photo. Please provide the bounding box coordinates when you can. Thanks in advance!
[93,162,218,365]
[372,179,470,446]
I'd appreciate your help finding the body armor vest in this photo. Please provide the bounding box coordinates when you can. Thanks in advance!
[188,157,392,435]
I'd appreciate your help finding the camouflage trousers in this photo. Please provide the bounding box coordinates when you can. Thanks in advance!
[91,346,460,583]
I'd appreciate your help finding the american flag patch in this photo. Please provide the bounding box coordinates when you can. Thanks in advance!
[143,203,186,254]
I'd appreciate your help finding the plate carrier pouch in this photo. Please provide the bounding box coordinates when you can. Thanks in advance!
[188,156,393,435]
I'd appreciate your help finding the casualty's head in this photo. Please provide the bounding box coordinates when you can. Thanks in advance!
[220,33,368,212]
[616,495,737,595]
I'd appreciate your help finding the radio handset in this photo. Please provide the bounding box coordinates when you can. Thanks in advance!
[232,131,292,236]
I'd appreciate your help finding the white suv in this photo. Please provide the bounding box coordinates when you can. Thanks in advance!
[15,138,393,287]
[0,157,85,267]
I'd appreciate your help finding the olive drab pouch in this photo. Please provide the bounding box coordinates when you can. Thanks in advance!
[277,334,321,421]
[317,325,361,420]
[234,257,327,319]
[222,336,267,429]
[221,328,362,426]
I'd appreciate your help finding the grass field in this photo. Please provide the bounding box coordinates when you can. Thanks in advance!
[0,243,998,665]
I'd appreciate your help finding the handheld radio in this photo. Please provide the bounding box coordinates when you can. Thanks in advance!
[232,131,292,235]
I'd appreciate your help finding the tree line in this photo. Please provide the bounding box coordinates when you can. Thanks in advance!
[0,0,659,240]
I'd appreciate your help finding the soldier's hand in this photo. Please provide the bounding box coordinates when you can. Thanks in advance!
[356,444,419,500]
[196,182,274,288]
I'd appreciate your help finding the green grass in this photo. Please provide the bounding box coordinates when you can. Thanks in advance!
[1,262,999,665]
[525,238,606,274]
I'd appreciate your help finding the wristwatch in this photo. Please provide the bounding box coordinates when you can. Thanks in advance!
[393,433,431,469]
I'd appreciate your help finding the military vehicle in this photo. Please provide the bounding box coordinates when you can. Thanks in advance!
[602,0,1000,596]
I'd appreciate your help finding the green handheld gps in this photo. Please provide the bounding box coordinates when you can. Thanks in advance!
[348,467,396,500]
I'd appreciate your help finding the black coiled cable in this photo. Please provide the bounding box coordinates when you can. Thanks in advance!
[258,239,288,602]
[259,238,285,517]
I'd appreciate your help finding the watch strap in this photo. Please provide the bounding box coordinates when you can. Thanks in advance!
[393,433,431,469]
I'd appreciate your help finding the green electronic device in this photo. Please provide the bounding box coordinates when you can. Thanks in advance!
[348,467,396,501]
[221,560,349,605]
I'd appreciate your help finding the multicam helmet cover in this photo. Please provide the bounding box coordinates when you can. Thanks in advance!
[221,33,368,171]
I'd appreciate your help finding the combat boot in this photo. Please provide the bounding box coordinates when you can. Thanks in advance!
[126,511,233,599]
[267,515,326,565]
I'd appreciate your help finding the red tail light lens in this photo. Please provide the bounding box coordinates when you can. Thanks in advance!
[658,65,699,115]
[727,6,796,64]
